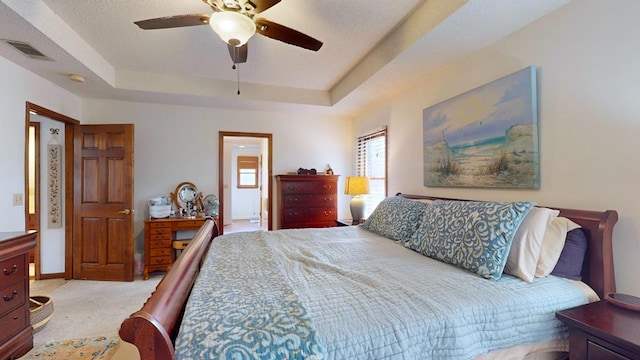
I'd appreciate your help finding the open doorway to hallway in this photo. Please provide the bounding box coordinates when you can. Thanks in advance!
[24,102,78,280]
[219,132,273,235]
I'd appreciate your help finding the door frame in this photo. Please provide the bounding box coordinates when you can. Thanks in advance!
[218,131,273,235]
[26,121,40,265]
[24,102,79,280]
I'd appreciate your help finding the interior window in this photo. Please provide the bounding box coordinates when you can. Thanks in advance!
[237,156,259,189]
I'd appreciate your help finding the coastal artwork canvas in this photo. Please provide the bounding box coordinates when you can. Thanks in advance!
[423,66,539,189]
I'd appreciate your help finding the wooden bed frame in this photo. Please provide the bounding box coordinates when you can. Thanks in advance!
[119,196,618,360]
[119,218,218,360]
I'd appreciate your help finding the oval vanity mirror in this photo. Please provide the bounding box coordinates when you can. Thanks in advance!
[173,182,199,211]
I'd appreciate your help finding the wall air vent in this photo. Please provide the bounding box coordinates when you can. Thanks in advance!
[2,39,52,61]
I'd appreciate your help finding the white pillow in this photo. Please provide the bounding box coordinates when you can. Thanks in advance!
[535,216,582,277]
[504,207,560,282]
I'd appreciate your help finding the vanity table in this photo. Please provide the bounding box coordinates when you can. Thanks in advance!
[143,217,217,280]
[144,182,220,279]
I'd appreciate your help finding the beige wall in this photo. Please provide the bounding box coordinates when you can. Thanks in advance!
[0,55,81,273]
[0,57,81,229]
[353,0,640,296]
[80,99,352,253]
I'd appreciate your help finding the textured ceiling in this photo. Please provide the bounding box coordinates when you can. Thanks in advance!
[0,0,570,118]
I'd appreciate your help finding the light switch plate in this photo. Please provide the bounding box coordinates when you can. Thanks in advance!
[13,193,23,206]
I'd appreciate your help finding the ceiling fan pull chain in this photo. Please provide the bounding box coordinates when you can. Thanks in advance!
[236,62,241,95]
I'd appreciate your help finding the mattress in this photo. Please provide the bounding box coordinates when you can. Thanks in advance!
[175,226,593,360]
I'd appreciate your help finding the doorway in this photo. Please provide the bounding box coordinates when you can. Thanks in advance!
[218,132,273,235]
[24,102,78,280]
[25,104,135,281]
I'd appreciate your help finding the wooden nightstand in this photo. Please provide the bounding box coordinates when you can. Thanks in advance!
[556,300,640,359]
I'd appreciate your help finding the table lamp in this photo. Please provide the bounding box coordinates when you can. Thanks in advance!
[345,176,369,225]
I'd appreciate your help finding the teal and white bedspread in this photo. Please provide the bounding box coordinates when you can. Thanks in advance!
[175,226,591,360]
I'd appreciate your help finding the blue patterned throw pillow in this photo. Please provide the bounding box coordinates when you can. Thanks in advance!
[361,196,430,243]
[406,200,535,280]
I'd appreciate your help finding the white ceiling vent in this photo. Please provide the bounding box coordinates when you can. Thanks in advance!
[2,40,52,61]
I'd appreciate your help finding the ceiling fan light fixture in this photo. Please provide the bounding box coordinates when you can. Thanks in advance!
[209,11,256,47]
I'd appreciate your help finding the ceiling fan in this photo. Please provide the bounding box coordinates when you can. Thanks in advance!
[134,0,323,64]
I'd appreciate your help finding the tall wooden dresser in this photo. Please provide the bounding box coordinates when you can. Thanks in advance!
[0,231,36,360]
[276,174,339,229]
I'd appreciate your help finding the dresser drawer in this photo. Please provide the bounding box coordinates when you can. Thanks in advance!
[148,256,171,266]
[282,207,336,223]
[149,227,171,236]
[282,194,336,208]
[149,239,171,249]
[0,304,28,344]
[283,221,336,229]
[149,232,171,241]
[280,181,337,195]
[149,248,172,257]
[588,341,632,360]
[148,222,171,229]
[175,220,205,229]
[1,254,27,283]
[0,280,27,317]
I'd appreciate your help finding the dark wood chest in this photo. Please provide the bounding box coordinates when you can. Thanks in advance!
[0,231,36,359]
[276,175,339,229]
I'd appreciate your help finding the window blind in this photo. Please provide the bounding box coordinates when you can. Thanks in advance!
[237,156,259,188]
[356,127,387,217]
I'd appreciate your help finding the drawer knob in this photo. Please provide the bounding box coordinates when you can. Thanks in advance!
[3,290,18,301]
[3,264,18,275]
[323,185,332,190]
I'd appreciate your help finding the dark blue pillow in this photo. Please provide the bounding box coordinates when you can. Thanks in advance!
[551,228,587,281]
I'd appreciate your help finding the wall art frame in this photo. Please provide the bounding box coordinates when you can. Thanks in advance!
[422,66,539,189]
[47,143,62,228]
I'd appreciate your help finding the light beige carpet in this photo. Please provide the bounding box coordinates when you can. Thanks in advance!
[22,276,162,359]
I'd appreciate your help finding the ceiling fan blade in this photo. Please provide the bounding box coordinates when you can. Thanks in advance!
[255,18,323,51]
[228,43,248,63]
[251,0,281,13]
[134,14,211,30]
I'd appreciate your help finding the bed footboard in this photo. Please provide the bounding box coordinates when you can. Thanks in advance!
[119,217,218,360]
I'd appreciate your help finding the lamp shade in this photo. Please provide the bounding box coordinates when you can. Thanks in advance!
[345,176,369,195]
[209,11,256,47]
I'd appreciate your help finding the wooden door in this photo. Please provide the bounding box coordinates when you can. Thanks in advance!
[73,124,135,281]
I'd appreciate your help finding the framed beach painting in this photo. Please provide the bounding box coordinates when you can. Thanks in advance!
[423,66,539,189]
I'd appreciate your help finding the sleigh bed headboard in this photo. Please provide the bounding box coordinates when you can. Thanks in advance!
[396,193,618,299]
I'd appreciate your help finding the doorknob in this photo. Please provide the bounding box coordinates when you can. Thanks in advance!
[118,209,132,215]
